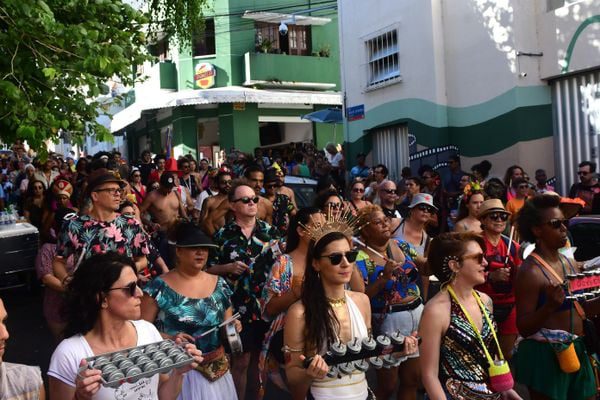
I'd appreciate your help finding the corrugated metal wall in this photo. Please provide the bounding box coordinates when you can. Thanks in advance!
[551,69,600,195]
[372,124,410,182]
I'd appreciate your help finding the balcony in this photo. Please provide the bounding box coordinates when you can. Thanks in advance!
[243,52,339,90]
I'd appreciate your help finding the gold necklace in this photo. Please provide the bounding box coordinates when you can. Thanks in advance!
[327,296,346,308]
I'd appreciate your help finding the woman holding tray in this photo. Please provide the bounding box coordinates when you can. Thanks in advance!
[283,212,419,400]
[48,252,202,400]
[141,222,240,399]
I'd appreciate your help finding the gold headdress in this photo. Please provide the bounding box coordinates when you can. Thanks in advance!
[300,204,367,244]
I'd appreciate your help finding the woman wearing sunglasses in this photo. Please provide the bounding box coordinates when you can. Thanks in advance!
[355,204,424,400]
[284,227,419,400]
[315,188,344,218]
[345,179,372,214]
[259,207,324,395]
[48,252,203,400]
[454,183,485,234]
[129,168,146,206]
[420,232,521,400]
[514,195,600,400]
[141,222,239,399]
[476,199,521,360]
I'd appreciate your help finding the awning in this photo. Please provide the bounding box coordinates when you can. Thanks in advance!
[242,11,331,26]
[111,86,342,132]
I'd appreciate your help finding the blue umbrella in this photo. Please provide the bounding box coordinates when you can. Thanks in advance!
[301,108,343,124]
[302,108,343,142]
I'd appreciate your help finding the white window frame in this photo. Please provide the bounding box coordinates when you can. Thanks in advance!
[364,25,402,91]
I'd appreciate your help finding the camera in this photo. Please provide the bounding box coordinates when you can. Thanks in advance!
[279,22,288,35]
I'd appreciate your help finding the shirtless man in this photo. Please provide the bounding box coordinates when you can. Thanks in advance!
[200,170,232,236]
[140,172,186,267]
[275,169,298,211]
[209,166,273,236]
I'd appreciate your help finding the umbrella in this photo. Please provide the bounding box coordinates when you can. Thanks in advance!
[301,108,343,142]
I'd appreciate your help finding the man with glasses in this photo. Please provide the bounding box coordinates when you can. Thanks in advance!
[208,180,280,400]
[141,170,187,267]
[200,170,233,236]
[568,161,600,215]
[378,180,402,219]
[53,169,150,282]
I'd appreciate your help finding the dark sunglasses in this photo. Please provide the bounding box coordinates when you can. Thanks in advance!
[382,189,397,195]
[545,218,569,229]
[107,281,138,297]
[461,253,485,264]
[352,188,365,193]
[326,202,342,209]
[318,250,359,265]
[487,212,509,222]
[417,204,436,214]
[232,196,259,204]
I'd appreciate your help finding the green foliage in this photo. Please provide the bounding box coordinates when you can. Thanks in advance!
[0,0,150,151]
[148,0,209,49]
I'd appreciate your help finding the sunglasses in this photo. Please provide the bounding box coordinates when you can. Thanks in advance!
[461,253,485,264]
[326,202,342,209]
[107,281,138,297]
[487,212,509,222]
[232,196,259,204]
[352,188,365,193]
[545,218,569,229]
[95,187,124,196]
[318,250,359,265]
[382,189,397,195]
[417,204,436,214]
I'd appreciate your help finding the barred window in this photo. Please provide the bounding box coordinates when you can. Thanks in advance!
[366,29,400,89]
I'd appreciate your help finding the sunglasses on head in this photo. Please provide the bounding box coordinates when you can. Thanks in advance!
[487,212,509,222]
[417,204,435,214]
[107,281,138,297]
[318,250,359,265]
[233,196,259,204]
[545,218,569,229]
[461,253,485,264]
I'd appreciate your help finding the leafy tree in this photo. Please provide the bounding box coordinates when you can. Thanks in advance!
[0,0,207,155]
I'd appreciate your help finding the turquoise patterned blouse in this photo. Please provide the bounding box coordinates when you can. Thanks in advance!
[143,276,232,353]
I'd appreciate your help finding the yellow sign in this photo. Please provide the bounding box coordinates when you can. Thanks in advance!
[233,102,245,111]
[194,63,216,89]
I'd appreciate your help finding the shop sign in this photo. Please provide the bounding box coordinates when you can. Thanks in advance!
[194,62,216,89]
[233,102,245,111]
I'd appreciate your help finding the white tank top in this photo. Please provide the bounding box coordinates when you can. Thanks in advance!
[310,292,369,400]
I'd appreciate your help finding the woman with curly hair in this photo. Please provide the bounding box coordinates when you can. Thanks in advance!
[48,252,203,400]
[454,182,485,234]
[513,194,600,400]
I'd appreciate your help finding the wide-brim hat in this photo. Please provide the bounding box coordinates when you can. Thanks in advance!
[408,193,438,211]
[175,222,218,248]
[478,198,511,219]
[86,168,125,194]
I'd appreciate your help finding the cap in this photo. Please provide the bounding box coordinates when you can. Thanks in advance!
[53,179,73,198]
[408,193,438,211]
[175,222,218,248]
[478,199,511,219]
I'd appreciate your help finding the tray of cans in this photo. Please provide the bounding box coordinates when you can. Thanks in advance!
[79,339,194,388]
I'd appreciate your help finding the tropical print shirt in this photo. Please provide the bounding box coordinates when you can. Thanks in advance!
[209,219,281,323]
[56,213,150,260]
[143,276,232,353]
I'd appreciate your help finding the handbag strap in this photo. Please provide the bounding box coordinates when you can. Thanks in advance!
[530,252,586,320]
[447,286,505,362]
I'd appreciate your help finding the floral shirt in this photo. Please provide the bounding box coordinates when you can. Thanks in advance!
[209,219,281,324]
[143,276,232,353]
[56,213,150,260]
[355,239,420,311]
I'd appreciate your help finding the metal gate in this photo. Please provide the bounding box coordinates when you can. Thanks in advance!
[551,69,600,195]
[372,124,410,182]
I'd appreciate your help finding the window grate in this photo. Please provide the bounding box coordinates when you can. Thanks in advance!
[366,29,400,88]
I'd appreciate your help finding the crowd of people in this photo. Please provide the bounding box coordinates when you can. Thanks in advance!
[0,140,600,400]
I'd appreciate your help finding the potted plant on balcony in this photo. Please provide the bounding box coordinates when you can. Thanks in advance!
[317,43,331,57]
[256,38,273,54]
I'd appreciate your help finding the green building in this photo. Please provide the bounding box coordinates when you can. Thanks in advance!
[111,0,341,163]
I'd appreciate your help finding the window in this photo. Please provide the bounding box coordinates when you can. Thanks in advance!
[193,19,216,57]
[366,29,400,89]
[148,37,170,62]
[255,23,310,56]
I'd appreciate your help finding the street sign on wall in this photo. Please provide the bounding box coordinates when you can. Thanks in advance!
[346,104,365,121]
